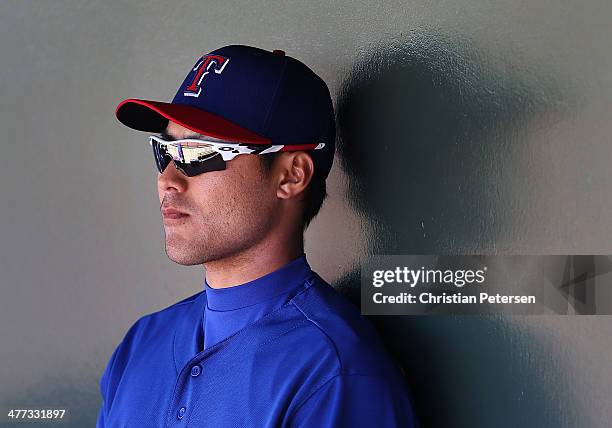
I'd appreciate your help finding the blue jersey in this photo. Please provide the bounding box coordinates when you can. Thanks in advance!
[97,255,416,427]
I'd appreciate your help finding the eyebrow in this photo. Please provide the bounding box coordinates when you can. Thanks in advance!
[160,130,203,141]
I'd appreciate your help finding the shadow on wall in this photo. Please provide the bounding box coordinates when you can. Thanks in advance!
[334,31,569,427]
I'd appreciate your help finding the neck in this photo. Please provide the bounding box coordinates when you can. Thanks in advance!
[203,232,304,289]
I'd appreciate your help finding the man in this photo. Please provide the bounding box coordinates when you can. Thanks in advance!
[97,44,416,427]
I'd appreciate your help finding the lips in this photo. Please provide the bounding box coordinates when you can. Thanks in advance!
[162,208,189,219]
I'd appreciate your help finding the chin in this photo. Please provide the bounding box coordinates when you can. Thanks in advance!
[164,242,204,266]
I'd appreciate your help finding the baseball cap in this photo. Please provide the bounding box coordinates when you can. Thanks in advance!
[115,44,335,179]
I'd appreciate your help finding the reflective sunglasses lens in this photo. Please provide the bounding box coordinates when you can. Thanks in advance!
[151,139,172,173]
[175,154,227,177]
[151,139,226,177]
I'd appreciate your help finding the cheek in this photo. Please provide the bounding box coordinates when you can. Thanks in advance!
[189,155,276,224]
[188,176,227,216]
[189,170,274,220]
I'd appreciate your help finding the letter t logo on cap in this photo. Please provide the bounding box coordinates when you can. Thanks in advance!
[184,54,230,98]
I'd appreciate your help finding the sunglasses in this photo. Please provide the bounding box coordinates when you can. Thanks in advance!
[149,134,326,177]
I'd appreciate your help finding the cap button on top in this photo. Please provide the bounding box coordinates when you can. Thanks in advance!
[272,49,285,56]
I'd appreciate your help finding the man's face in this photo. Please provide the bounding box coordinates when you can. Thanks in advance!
[157,121,277,265]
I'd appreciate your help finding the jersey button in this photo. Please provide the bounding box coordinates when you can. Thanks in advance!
[177,406,187,420]
[190,365,201,377]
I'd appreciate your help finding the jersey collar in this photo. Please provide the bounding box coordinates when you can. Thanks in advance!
[203,254,313,311]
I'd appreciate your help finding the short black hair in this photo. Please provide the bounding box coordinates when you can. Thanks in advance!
[260,153,327,230]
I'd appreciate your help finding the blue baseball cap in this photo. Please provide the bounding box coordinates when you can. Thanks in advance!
[116,44,335,179]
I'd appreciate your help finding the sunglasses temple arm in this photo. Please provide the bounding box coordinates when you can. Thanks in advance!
[259,145,285,154]
[271,143,325,153]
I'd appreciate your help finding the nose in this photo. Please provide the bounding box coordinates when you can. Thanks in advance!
[157,161,188,194]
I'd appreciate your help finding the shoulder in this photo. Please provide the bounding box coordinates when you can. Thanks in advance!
[287,273,401,378]
[103,290,204,371]
[133,290,203,329]
[277,273,415,425]
[100,290,204,376]
[120,290,204,344]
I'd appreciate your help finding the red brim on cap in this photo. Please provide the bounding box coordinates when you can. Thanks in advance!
[115,98,271,144]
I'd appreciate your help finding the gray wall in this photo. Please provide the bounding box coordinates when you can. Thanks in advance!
[1,0,610,426]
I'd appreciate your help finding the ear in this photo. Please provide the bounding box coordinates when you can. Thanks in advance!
[276,152,314,200]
